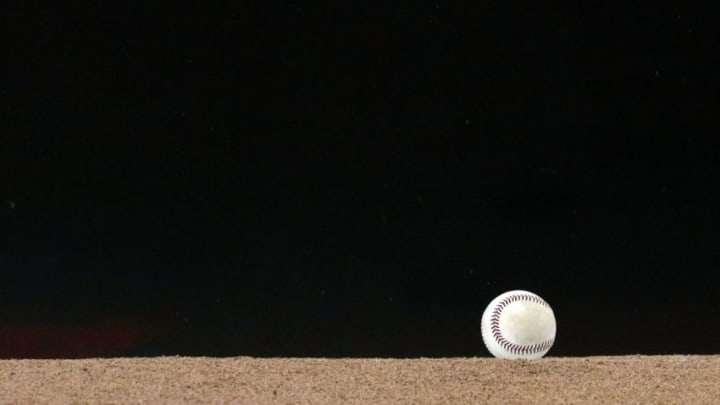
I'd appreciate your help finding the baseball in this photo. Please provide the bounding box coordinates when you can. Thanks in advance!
[480,290,556,359]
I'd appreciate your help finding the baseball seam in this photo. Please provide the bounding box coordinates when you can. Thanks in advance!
[489,293,554,355]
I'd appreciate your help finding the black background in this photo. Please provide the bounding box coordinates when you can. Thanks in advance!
[2,2,719,358]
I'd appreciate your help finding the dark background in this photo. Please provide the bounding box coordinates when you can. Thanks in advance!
[2,2,719,358]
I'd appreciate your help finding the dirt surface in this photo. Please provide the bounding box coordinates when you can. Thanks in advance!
[1,355,718,404]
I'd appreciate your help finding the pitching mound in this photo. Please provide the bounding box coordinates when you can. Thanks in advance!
[1,355,718,404]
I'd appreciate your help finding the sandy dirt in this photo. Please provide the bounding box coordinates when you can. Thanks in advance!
[1,355,718,404]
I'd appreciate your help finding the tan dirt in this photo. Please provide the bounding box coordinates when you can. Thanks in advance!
[1,355,718,404]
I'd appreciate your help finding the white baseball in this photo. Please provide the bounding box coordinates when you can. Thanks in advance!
[481,290,556,359]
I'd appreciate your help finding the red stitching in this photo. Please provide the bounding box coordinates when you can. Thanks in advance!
[489,293,554,355]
